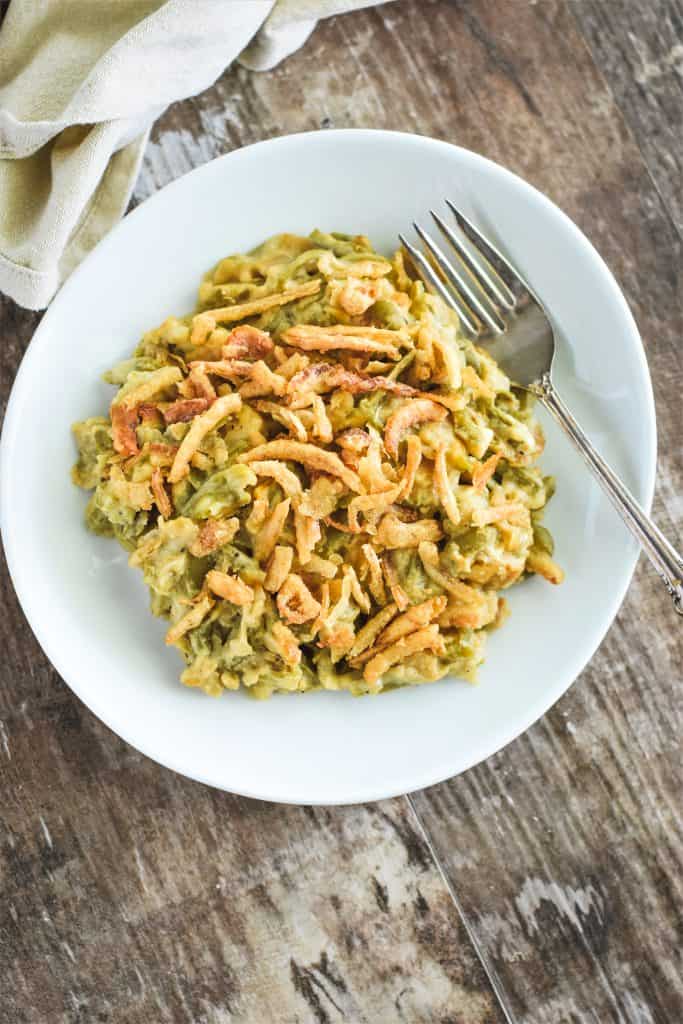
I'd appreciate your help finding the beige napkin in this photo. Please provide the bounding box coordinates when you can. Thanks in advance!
[0,0,390,310]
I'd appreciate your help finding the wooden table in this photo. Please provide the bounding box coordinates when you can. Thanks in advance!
[1,3,681,1021]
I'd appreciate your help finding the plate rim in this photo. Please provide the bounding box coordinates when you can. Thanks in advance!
[0,129,657,804]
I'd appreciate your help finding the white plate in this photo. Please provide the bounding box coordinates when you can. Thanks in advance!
[0,131,656,805]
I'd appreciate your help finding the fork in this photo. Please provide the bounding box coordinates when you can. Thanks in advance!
[399,201,683,614]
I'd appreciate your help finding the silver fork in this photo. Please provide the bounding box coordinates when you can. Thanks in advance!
[400,201,683,614]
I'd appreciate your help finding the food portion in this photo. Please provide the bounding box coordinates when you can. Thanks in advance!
[71,230,563,698]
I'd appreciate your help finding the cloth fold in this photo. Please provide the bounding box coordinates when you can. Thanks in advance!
[0,0,389,309]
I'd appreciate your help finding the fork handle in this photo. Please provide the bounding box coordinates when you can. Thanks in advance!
[534,372,683,615]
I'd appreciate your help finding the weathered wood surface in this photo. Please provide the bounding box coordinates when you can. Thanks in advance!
[1,1,681,1022]
[0,709,503,1023]
[574,0,683,237]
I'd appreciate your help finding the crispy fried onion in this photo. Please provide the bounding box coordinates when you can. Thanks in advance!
[361,543,387,605]
[267,621,301,666]
[357,428,394,493]
[189,517,239,557]
[310,580,330,638]
[427,391,467,414]
[348,603,397,659]
[418,324,462,388]
[111,403,140,456]
[236,362,288,399]
[189,358,287,398]
[397,435,422,500]
[180,367,216,401]
[377,596,447,647]
[163,397,212,424]
[294,510,321,565]
[239,441,362,493]
[282,324,403,360]
[303,554,339,579]
[286,363,418,402]
[376,513,442,549]
[382,552,409,611]
[138,403,161,424]
[323,514,355,534]
[151,467,172,519]
[343,565,371,613]
[249,460,303,505]
[276,573,321,625]
[384,398,447,459]
[337,428,371,468]
[350,602,447,670]
[245,497,269,534]
[253,498,291,563]
[168,393,242,483]
[190,280,322,344]
[347,488,401,533]
[166,594,214,646]
[311,395,333,443]
[362,626,445,689]
[264,545,294,593]
[222,325,273,360]
[433,445,460,526]
[316,572,357,656]
[272,349,309,376]
[472,452,501,491]
[254,401,308,441]
[206,570,255,605]
[333,278,384,316]
[149,443,179,466]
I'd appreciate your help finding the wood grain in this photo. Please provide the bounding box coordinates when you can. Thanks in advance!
[573,0,683,237]
[1,1,682,1022]
[0,703,504,1023]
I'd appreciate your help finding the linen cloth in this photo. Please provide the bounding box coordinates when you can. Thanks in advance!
[0,0,390,309]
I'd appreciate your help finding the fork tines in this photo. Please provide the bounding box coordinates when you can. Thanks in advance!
[401,200,519,337]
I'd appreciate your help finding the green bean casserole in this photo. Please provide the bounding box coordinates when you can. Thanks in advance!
[71,230,563,697]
